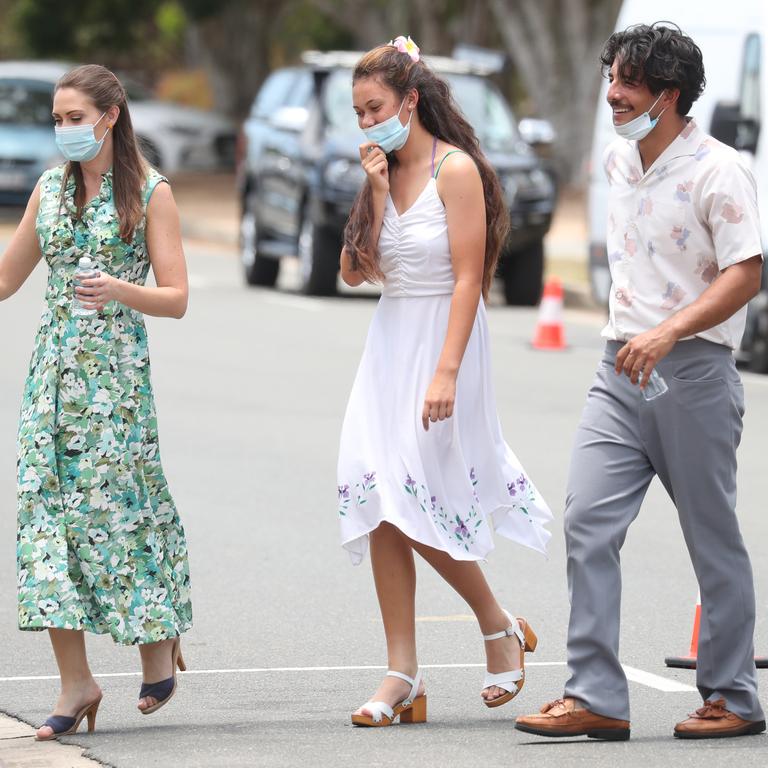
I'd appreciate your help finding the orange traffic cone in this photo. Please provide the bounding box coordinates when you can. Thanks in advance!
[532,276,567,350]
[665,591,768,669]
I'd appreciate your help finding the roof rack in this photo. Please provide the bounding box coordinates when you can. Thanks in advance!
[300,50,497,77]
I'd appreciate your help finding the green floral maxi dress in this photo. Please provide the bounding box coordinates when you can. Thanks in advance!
[16,165,192,645]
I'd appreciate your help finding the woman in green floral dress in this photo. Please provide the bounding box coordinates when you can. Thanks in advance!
[0,65,192,740]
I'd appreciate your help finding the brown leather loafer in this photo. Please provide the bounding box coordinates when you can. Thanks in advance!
[515,697,630,740]
[674,698,766,739]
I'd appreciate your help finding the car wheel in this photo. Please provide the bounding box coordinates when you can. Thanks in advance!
[501,240,544,306]
[137,136,162,169]
[748,304,768,373]
[241,193,279,287]
[298,209,338,296]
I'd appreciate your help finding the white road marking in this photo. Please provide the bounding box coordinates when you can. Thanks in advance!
[0,661,695,692]
[622,665,697,693]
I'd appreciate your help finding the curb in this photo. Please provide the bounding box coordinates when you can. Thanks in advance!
[179,217,237,248]
[0,712,103,767]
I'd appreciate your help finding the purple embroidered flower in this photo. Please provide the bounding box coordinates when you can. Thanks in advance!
[430,495,437,510]
[454,520,470,539]
[469,467,476,482]
[338,484,350,499]
[364,472,376,484]
[405,474,416,490]
[517,475,528,491]
[507,482,517,497]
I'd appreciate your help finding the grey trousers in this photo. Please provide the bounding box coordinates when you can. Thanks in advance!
[563,339,764,722]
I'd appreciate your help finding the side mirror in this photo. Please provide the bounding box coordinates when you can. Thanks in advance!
[270,106,309,133]
[518,118,556,147]
[710,101,760,154]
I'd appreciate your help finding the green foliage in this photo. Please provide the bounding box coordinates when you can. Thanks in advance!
[11,0,163,58]
[156,1,187,44]
[274,1,354,61]
[177,0,230,21]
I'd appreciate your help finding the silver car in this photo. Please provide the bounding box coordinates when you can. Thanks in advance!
[0,60,235,203]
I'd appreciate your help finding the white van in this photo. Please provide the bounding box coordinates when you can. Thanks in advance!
[587,0,768,371]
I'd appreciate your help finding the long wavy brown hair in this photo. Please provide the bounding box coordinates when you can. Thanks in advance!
[344,45,510,299]
[55,65,147,241]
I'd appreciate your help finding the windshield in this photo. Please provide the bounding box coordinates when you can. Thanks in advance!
[323,69,519,150]
[0,79,54,126]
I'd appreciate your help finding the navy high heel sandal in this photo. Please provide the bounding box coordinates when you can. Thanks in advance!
[139,637,186,715]
[36,696,102,741]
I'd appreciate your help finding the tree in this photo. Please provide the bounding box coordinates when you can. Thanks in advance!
[181,0,353,118]
[487,0,623,185]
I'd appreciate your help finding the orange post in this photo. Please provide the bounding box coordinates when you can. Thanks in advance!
[665,591,767,670]
[531,277,567,350]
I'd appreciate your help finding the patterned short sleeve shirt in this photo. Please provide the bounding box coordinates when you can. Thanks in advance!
[601,119,763,349]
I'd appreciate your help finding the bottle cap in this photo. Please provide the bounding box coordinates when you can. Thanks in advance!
[78,256,93,269]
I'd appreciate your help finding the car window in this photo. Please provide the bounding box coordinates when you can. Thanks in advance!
[443,74,519,150]
[0,79,54,126]
[322,68,519,150]
[740,33,760,122]
[323,69,355,131]
[252,69,300,119]
[284,70,314,109]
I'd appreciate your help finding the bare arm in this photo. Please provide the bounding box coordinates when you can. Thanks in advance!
[77,182,189,319]
[0,184,42,301]
[422,153,486,430]
[616,255,763,383]
[340,142,389,287]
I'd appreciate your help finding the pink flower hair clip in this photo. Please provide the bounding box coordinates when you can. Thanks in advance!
[388,35,420,62]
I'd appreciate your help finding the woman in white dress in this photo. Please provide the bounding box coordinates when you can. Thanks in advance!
[337,37,552,727]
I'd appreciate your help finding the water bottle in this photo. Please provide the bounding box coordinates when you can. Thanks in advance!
[641,367,668,401]
[72,256,97,317]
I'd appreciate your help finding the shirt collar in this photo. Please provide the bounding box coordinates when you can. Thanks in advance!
[632,117,703,179]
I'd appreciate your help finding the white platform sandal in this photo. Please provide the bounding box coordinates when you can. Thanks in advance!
[351,670,427,727]
[482,609,538,708]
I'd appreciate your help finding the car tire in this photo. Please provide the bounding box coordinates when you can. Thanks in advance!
[241,194,280,287]
[299,211,338,296]
[501,240,544,306]
[137,136,162,169]
[748,308,768,373]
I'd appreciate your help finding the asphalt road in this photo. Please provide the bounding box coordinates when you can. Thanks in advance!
[0,241,766,767]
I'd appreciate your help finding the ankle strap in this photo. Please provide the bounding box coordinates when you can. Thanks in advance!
[483,610,525,645]
[386,669,422,706]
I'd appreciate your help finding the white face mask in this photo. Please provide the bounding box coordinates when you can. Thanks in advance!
[55,112,110,162]
[613,92,667,141]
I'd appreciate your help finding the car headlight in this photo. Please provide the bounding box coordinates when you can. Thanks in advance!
[324,158,366,191]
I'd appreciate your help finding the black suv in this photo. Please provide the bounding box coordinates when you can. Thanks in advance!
[237,51,556,304]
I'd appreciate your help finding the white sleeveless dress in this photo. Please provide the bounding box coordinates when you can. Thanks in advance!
[337,176,552,565]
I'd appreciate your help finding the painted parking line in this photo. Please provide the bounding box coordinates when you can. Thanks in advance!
[0,661,696,692]
[622,665,697,693]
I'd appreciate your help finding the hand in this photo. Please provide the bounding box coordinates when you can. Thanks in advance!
[75,271,121,312]
[359,142,389,195]
[615,326,678,387]
[422,371,456,431]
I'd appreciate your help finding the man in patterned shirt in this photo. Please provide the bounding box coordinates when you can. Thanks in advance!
[517,23,765,741]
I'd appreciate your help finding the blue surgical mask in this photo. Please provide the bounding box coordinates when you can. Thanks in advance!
[55,112,110,162]
[613,92,666,141]
[362,98,413,153]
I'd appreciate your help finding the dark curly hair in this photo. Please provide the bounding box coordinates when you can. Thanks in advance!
[600,22,706,115]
